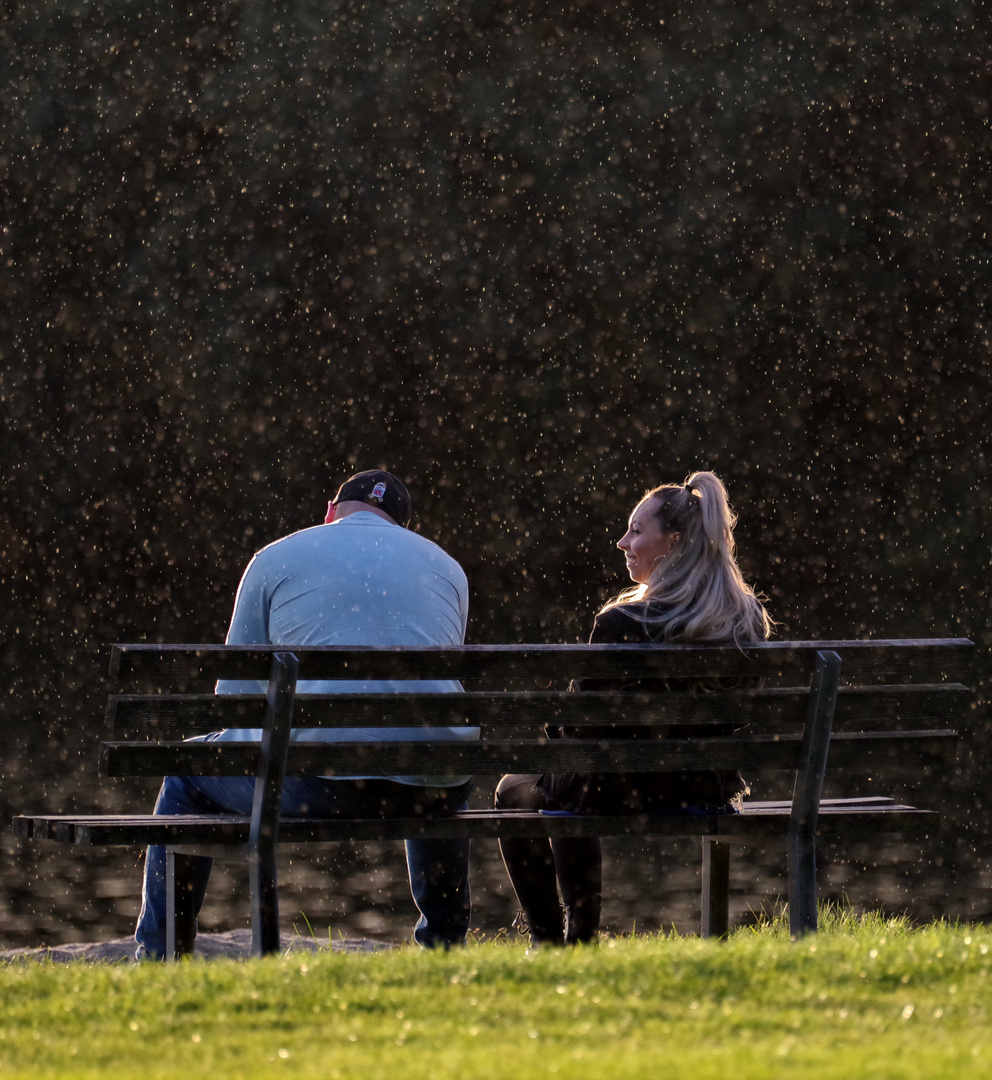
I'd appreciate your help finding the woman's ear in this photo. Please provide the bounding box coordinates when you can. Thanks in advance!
[654,532,680,563]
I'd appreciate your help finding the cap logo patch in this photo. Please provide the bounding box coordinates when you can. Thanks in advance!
[370,481,387,502]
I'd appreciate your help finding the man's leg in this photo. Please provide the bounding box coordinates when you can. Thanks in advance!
[285,775,473,947]
[405,836,471,948]
[134,773,257,959]
[271,774,473,946]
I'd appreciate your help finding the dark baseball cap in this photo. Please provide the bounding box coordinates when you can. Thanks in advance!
[332,469,413,527]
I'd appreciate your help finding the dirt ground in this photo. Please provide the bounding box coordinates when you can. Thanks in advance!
[0,929,393,964]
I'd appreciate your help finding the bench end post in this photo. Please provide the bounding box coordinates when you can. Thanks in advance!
[248,651,299,956]
[787,649,842,937]
[165,850,197,961]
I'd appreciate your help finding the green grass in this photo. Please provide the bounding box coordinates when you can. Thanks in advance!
[2,911,991,1079]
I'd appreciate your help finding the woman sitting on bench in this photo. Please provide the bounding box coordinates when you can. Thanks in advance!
[496,470,773,946]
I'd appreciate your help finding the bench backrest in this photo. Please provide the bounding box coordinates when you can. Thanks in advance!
[103,639,972,785]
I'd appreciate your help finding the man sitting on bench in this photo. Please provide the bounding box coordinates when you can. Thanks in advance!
[133,469,474,959]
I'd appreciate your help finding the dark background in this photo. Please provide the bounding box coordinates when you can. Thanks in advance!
[2,0,989,948]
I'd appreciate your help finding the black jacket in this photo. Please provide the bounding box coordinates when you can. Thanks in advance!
[537,604,747,814]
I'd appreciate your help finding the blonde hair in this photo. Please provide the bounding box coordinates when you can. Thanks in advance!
[603,471,773,644]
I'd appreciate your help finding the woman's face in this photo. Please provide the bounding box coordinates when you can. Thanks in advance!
[617,497,679,584]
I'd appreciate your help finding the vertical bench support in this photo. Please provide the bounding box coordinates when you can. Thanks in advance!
[787,649,841,937]
[248,651,299,957]
[166,851,197,959]
[701,839,731,938]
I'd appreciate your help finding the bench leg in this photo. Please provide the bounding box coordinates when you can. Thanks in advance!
[787,828,818,937]
[248,841,281,957]
[701,839,731,938]
[785,649,839,937]
[166,850,197,960]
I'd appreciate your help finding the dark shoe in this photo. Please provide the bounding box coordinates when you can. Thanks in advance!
[564,899,601,945]
[513,909,565,947]
[134,944,166,962]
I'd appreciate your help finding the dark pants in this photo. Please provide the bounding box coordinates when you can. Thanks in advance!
[494,773,601,945]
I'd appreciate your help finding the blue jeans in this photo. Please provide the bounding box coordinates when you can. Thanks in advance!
[134,770,472,957]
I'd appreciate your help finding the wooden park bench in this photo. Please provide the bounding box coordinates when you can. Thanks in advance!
[13,638,973,959]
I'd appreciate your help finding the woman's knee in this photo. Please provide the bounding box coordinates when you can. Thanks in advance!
[495,774,548,811]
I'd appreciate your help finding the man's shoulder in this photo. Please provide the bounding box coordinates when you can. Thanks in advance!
[400,528,467,580]
[353,515,461,559]
[251,523,326,558]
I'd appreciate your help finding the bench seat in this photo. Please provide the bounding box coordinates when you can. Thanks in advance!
[15,797,937,845]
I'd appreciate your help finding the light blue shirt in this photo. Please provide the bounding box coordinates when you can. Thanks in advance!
[214,512,474,786]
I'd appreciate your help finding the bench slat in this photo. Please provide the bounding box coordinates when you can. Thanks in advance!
[99,729,958,778]
[13,799,941,847]
[110,639,975,684]
[106,684,972,737]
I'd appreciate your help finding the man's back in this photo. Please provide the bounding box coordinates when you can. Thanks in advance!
[214,512,474,780]
[257,515,466,651]
[221,514,468,690]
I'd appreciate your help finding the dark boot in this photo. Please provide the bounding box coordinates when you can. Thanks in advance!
[498,836,566,945]
[553,836,603,944]
[495,778,568,946]
[516,902,566,947]
[564,894,601,944]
